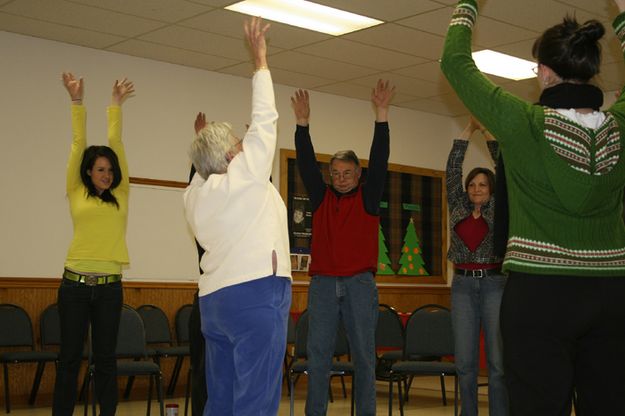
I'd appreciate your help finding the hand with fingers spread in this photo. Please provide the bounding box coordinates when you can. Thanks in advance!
[194,112,207,134]
[112,78,135,106]
[291,89,310,126]
[62,72,84,103]
[244,16,270,71]
[371,79,395,122]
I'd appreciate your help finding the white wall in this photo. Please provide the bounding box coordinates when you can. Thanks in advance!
[0,31,494,281]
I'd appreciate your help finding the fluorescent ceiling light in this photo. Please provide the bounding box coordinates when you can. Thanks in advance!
[225,0,383,36]
[472,49,536,81]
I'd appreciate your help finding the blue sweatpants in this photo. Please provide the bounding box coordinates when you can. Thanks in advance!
[199,275,291,416]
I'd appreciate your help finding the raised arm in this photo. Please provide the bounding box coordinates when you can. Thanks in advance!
[363,80,393,215]
[108,78,135,192]
[63,72,86,193]
[292,89,326,210]
[446,119,477,208]
[440,0,535,152]
[236,17,278,181]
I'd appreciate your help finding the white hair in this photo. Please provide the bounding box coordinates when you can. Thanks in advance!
[189,122,235,179]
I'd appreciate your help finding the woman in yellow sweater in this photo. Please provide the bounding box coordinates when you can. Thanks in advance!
[53,73,134,416]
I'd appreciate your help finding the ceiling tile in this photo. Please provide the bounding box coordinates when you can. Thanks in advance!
[499,79,542,103]
[179,8,332,49]
[107,39,239,71]
[597,61,625,91]
[139,25,258,60]
[268,50,380,81]
[220,64,335,90]
[344,23,445,60]
[2,0,165,36]
[555,0,611,18]
[0,11,125,48]
[295,38,427,71]
[186,0,235,6]
[66,0,214,23]
[350,72,441,98]
[400,96,468,117]
[314,0,446,22]
[480,0,603,33]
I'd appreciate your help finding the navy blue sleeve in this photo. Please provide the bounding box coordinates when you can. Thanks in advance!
[295,125,327,211]
[362,122,389,215]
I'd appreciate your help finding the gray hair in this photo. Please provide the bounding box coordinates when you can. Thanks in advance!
[190,121,234,179]
[330,150,360,168]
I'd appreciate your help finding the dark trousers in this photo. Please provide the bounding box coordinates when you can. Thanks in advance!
[52,279,123,416]
[500,272,625,416]
[189,290,207,416]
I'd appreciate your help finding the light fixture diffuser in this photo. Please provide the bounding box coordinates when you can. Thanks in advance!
[472,49,537,81]
[226,0,383,36]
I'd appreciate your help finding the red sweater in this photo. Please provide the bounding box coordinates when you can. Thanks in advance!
[309,187,379,276]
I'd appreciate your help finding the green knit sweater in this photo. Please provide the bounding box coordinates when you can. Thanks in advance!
[441,0,625,276]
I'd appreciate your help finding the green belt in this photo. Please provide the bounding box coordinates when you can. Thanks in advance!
[63,269,122,286]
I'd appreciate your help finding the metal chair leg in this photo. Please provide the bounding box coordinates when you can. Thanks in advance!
[440,374,447,405]
[28,361,46,405]
[4,364,11,413]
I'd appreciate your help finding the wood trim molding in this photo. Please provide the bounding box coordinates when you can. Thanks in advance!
[129,176,187,189]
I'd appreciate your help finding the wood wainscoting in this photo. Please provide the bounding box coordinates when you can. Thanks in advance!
[0,277,449,408]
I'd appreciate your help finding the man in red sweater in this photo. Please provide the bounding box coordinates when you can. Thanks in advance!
[291,80,394,415]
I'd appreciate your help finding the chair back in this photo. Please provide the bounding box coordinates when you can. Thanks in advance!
[376,304,404,350]
[404,304,453,357]
[0,304,35,349]
[175,304,193,345]
[40,303,61,349]
[116,305,148,358]
[137,304,172,345]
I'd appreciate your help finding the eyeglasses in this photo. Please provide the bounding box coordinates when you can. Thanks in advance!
[330,170,355,180]
[532,65,539,75]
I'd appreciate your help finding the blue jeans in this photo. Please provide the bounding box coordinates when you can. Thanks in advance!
[451,272,508,416]
[305,273,379,416]
[52,278,123,416]
[199,276,291,416]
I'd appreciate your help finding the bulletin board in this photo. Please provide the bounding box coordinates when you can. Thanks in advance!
[279,149,448,285]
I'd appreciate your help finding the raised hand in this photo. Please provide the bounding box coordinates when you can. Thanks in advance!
[291,89,310,126]
[194,112,207,134]
[244,16,270,70]
[62,72,84,102]
[371,79,395,122]
[112,78,135,106]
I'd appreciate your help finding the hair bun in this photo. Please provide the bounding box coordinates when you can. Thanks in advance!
[573,19,605,45]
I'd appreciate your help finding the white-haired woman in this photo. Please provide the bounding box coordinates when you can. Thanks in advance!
[183,17,291,416]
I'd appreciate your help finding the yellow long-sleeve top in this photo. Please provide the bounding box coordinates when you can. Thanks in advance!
[64,104,129,274]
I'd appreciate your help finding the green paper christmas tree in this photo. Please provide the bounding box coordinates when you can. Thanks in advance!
[397,218,429,276]
[377,224,395,275]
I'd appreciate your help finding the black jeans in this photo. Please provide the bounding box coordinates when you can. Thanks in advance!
[500,272,625,416]
[189,290,207,416]
[52,278,123,416]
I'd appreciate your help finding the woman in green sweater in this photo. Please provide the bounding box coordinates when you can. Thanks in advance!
[441,1,625,415]
[53,73,134,416]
